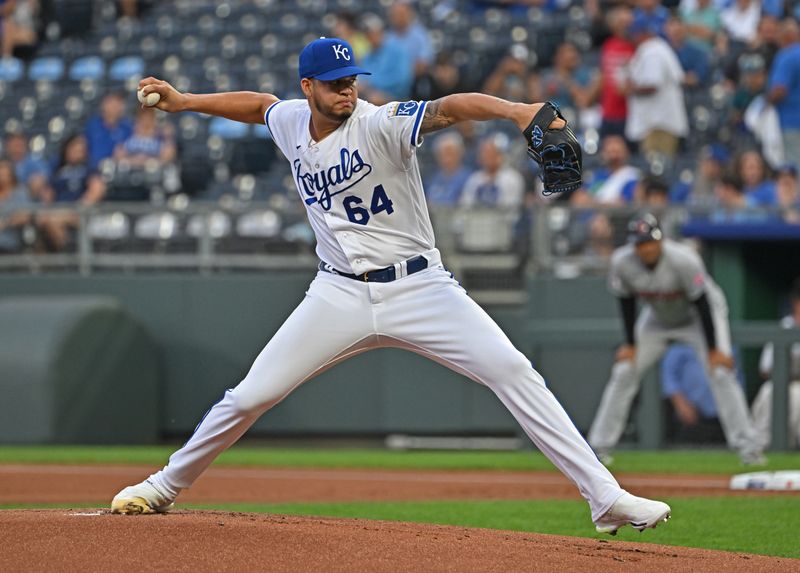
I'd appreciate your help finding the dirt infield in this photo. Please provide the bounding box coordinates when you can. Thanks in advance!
[2,464,798,571]
[3,509,798,573]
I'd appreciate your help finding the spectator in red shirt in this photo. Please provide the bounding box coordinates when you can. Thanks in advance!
[599,6,635,139]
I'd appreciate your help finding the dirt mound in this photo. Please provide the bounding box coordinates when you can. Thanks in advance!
[2,509,796,573]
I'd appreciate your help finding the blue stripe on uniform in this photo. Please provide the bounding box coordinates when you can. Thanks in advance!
[410,100,428,148]
[182,389,232,448]
[263,99,284,139]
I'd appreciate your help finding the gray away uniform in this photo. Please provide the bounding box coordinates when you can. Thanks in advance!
[588,240,761,458]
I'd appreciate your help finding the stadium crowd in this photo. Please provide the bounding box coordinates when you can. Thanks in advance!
[0,0,798,255]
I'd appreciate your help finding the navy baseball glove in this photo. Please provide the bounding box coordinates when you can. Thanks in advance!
[523,101,582,196]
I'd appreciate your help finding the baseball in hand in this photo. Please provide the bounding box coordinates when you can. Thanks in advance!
[137,88,161,107]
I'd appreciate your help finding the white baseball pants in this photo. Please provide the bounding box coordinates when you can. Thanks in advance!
[751,380,800,449]
[151,257,624,521]
[588,284,761,456]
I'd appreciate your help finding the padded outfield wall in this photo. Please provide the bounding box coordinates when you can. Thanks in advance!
[0,273,623,442]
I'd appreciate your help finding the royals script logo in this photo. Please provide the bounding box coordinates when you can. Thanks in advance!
[294,148,373,210]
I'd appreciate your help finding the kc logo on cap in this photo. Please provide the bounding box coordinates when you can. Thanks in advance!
[298,37,370,81]
[332,44,351,61]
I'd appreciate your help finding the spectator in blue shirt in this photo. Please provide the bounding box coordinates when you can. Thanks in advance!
[768,18,800,170]
[661,343,739,443]
[737,149,778,206]
[2,132,50,201]
[634,0,670,38]
[711,173,771,222]
[50,134,106,204]
[114,107,177,168]
[665,17,711,87]
[37,134,106,252]
[539,42,598,116]
[386,1,433,78]
[672,144,730,206]
[84,92,133,169]
[576,135,640,205]
[359,14,414,104]
[424,132,471,206]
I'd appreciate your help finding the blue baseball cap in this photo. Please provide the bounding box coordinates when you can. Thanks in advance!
[298,37,371,81]
[628,14,656,37]
[702,143,730,164]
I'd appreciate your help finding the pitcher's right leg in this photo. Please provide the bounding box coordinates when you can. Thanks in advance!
[112,273,374,513]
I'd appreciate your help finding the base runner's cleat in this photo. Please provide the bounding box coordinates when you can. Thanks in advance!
[594,493,671,535]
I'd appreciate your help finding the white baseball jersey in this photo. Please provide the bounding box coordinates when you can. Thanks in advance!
[265,97,435,275]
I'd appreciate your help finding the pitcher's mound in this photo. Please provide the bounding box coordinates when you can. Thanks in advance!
[1,509,795,572]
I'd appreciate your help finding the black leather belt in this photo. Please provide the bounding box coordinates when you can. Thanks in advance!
[319,255,428,283]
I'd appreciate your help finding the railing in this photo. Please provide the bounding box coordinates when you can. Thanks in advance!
[1,203,798,281]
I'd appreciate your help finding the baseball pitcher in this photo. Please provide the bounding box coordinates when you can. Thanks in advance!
[111,38,669,534]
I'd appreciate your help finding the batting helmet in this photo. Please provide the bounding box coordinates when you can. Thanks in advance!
[627,213,663,244]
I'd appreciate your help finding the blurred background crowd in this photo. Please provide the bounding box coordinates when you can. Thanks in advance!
[0,0,798,260]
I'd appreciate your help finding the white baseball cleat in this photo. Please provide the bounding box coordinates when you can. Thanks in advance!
[594,493,671,535]
[740,451,768,467]
[111,479,175,515]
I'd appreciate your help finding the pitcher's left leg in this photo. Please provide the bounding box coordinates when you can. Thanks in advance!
[377,270,624,521]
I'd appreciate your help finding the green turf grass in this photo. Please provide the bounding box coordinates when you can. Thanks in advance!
[0,446,799,474]
[181,497,800,559]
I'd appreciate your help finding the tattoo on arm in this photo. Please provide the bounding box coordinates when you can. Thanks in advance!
[420,99,456,134]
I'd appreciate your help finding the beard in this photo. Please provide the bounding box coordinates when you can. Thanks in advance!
[330,108,354,121]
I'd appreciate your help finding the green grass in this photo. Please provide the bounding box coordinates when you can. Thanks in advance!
[0,446,799,474]
[4,497,798,559]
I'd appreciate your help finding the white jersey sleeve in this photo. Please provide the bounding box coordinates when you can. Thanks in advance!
[365,100,428,170]
[264,99,308,157]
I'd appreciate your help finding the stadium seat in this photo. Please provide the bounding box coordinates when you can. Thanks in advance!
[209,117,250,139]
[108,56,145,82]
[87,212,131,241]
[64,96,86,121]
[0,58,24,82]
[197,14,221,37]
[28,58,65,82]
[237,210,282,238]
[457,210,515,253]
[139,36,161,60]
[134,212,179,240]
[69,57,105,81]
[186,211,232,239]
